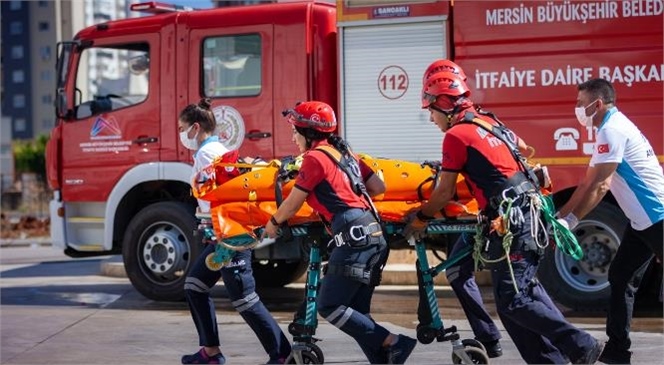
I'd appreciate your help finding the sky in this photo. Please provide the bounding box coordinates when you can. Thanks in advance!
[167,0,214,9]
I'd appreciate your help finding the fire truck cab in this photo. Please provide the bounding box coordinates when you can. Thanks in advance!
[47,0,663,307]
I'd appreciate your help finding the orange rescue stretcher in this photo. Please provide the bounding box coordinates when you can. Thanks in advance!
[192,153,479,270]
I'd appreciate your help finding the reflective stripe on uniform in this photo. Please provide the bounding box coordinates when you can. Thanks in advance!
[232,292,259,313]
[184,277,212,293]
[325,305,354,329]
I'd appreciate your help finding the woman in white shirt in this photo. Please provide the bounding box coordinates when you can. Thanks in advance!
[179,98,291,365]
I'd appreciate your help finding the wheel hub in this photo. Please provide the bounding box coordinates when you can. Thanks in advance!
[554,219,619,292]
[142,225,188,275]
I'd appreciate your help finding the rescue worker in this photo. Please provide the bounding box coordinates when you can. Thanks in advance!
[558,78,664,364]
[404,71,603,364]
[179,98,291,365]
[263,101,417,364]
[417,60,503,358]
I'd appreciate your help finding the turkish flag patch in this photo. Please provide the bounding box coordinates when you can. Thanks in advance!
[597,144,610,154]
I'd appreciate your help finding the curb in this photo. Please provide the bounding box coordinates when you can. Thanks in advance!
[99,258,492,286]
[0,237,52,248]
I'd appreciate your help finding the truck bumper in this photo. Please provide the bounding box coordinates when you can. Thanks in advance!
[49,191,66,249]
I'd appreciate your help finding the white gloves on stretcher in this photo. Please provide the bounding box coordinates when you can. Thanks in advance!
[556,212,579,230]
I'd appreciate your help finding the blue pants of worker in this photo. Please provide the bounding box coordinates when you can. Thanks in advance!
[184,245,291,362]
[445,234,502,344]
[488,207,598,364]
[317,208,391,364]
[605,219,663,353]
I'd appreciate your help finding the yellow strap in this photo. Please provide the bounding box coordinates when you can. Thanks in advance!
[314,145,342,162]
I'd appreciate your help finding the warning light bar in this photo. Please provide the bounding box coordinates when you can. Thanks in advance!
[130,2,195,14]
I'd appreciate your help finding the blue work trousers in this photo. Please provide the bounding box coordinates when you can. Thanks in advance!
[184,245,291,362]
[606,219,663,352]
[489,211,597,364]
[446,234,502,344]
[317,208,391,364]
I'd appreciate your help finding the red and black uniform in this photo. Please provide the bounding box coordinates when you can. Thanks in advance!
[294,140,374,223]
[441,107,600,364]
[294,140,396,364]
[441,112,521,210]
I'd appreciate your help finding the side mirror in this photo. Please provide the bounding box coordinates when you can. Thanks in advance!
[56,88,70,119]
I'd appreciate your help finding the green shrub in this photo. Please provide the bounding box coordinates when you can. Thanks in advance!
[12,135,49,183]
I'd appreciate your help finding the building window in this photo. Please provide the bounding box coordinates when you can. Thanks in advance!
[11,46,24,59]
[10,21,23,35]
[12,70,25,83]
[42,119,53,129]
[38,22,50,31]
[42,95,52,104]
[13,95,26,108]
[40,46,51,61]
[10,1,21,10]
[38,1,49,7]
[15,118,27,132]
[40,70,52,81]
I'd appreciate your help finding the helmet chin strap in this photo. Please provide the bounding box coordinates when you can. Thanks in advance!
[431,104,459,128]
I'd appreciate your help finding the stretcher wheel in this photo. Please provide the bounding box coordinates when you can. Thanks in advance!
[416,325,437,344]
[461,339,486,352]
[285,350,321,364]
[204,252,232,271]
[306,343,324,364]
[451,346,489,364]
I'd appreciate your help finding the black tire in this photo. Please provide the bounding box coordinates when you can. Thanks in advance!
[286,350,320,364]
[253,259,308,288]
[452,347,489,364]
[539,201,628,311]
[122,201,201,301]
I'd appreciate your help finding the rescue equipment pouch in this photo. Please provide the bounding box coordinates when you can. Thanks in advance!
[325,243,389,286]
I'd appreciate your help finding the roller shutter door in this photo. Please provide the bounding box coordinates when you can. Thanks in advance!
[341,21,447,162]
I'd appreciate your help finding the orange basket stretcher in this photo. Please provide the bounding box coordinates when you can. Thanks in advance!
[191,153,479,270]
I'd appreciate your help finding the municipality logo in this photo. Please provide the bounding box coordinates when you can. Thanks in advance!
[90,116,122,139]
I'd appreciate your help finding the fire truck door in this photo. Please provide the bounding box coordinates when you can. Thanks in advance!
[60,34,160,202]
[188,25,274,158]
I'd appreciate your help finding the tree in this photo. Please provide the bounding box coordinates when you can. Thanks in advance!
[12,134,49,184]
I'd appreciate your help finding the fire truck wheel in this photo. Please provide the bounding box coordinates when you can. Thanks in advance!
[539,201,627,311]
[122,201,201,301]
[253,259,308,288]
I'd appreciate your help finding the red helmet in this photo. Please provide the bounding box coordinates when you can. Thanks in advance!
[282,101,337,133]
[421,71,472,112]
[422,59,467,84]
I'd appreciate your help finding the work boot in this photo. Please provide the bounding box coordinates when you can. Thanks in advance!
[574,339,603,364]
[384,334,417,364]
[480,339,503,358]
[598,343,632,364]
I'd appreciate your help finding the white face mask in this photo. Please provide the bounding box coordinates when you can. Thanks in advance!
[574,99,599,127]
[179,124,199,150]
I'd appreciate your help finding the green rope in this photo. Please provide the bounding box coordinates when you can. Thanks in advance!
[540,195,583,260]
[472,198,518,292]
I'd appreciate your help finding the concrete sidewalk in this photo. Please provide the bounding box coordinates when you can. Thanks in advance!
[98,249,491,286]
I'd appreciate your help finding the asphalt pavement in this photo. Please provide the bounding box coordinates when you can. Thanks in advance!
[1,243,663,364]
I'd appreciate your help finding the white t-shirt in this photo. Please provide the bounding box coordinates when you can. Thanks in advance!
[191,136,229,213]
[590,107,664,230]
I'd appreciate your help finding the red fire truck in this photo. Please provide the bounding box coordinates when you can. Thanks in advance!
[46,0,663,306]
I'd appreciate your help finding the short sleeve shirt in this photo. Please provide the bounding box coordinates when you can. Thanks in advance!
[191,136,229,213]
[590,107,664,230]
[441,115,522,209]
[294,141,374,222]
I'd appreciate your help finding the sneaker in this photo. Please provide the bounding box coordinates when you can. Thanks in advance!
[384,334,417,364]
[266,357,287,364]
[574,339,603,364]
[598,343,632,364]
[481,339,503,358]
[181,348,226,364]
